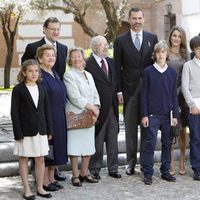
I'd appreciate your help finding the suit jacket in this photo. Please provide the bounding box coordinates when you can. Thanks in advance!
[114,30,158,100]
[85,55,119,135]
[11,83,53,140]
[21,38,68,79]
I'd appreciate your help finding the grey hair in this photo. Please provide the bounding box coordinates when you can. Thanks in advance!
[90,35,107,54]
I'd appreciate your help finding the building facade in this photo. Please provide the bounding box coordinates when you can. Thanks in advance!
[0,0,200,86]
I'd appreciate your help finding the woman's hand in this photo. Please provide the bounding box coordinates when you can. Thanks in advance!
[93,116,98,124]
[85,104,100,118]
[141,117,149,128]
[48,134,52,140]
[172,118,178,126]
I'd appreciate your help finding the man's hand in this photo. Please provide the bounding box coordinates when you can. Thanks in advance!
[190,106,200,115]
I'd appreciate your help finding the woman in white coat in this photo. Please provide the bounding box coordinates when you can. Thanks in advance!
[63,47,100,187]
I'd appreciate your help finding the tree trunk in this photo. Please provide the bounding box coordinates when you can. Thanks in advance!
[4,49,13,89]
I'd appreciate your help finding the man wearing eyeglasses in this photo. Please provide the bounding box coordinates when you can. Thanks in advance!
[21,17,68,79]
[21,17,68,182]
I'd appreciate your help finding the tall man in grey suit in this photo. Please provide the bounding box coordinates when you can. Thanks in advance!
[114,7,158,175]
[86,36,121,180]
[21,17,68,79]
[21,17,68,181]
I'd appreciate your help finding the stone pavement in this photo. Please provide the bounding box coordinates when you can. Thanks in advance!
[0,163,199,200]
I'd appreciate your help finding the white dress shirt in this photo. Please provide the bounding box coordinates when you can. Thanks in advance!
[130,29,143,46]
[153,62,168,73]
[92,53,109,72]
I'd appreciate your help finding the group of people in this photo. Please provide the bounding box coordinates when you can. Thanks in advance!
[10,6,200,200]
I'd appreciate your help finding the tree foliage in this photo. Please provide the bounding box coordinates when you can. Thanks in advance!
[32,0,128,43]
[0,0,31,88]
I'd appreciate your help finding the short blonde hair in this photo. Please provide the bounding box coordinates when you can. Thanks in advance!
[35,44,56,63]
[152,40,169,61]
[67,47,85,66]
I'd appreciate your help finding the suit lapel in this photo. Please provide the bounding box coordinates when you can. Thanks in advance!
[141,32,151,61]
[90,56,110,82]
[126,31,138,53]
[37,84,43,110]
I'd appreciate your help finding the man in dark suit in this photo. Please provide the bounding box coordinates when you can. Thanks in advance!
[21,17,67,181]
[114,7,158,175]
[21,17,68,79]
[86,35,121,180]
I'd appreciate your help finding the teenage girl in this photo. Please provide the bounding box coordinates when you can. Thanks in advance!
[11,59,53,199]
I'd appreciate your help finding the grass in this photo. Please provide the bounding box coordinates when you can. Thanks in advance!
[0,87,13,91]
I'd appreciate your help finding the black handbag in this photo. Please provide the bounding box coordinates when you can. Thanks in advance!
[170,125,179,145]
[45,145,54,160]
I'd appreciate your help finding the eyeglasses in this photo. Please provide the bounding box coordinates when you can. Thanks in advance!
[46,27,61,32]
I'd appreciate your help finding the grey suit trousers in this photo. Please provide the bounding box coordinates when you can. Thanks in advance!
[124,84,146,168]
[89,106,119,174]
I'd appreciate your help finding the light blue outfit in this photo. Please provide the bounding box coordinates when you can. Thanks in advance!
[63,67,100,156]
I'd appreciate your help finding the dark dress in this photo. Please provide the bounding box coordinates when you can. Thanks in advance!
[167,52,188,128]
[41,68,68,165]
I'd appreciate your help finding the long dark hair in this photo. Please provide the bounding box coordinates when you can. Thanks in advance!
[167,26,188,60]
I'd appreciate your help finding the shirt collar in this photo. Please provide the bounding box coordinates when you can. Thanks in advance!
[92,53,106,67]
[44,37,57,48]
[130,29,143,38]
[193,57,200,67]
[153,62,168,73]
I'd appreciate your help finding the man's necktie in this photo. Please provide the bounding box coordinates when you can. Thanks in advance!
[100,59,108,76]
[135,34,141,51]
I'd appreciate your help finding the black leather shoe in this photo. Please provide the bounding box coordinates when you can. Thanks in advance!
[43,183,60,191]
[193,171,200,180]
[23,194,35,200]
[71,177,82,187]
[52,181,64,189]
[54,170,66,181]
[126,166,135,175]
[37,192,52,198]
[91,173,101,181]
[79,174,98,183]
[109,172,122,178]
[161,173,176,182]
[144,176,152,185]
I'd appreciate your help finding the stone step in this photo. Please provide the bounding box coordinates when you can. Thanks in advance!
[0,149,190,177]
[0,131,188,163]
[0,120,190,177]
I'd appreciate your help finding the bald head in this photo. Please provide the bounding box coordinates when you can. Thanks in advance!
[90,35,108,58]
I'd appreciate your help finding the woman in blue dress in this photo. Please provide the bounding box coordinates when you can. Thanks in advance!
[36,44,67,191]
